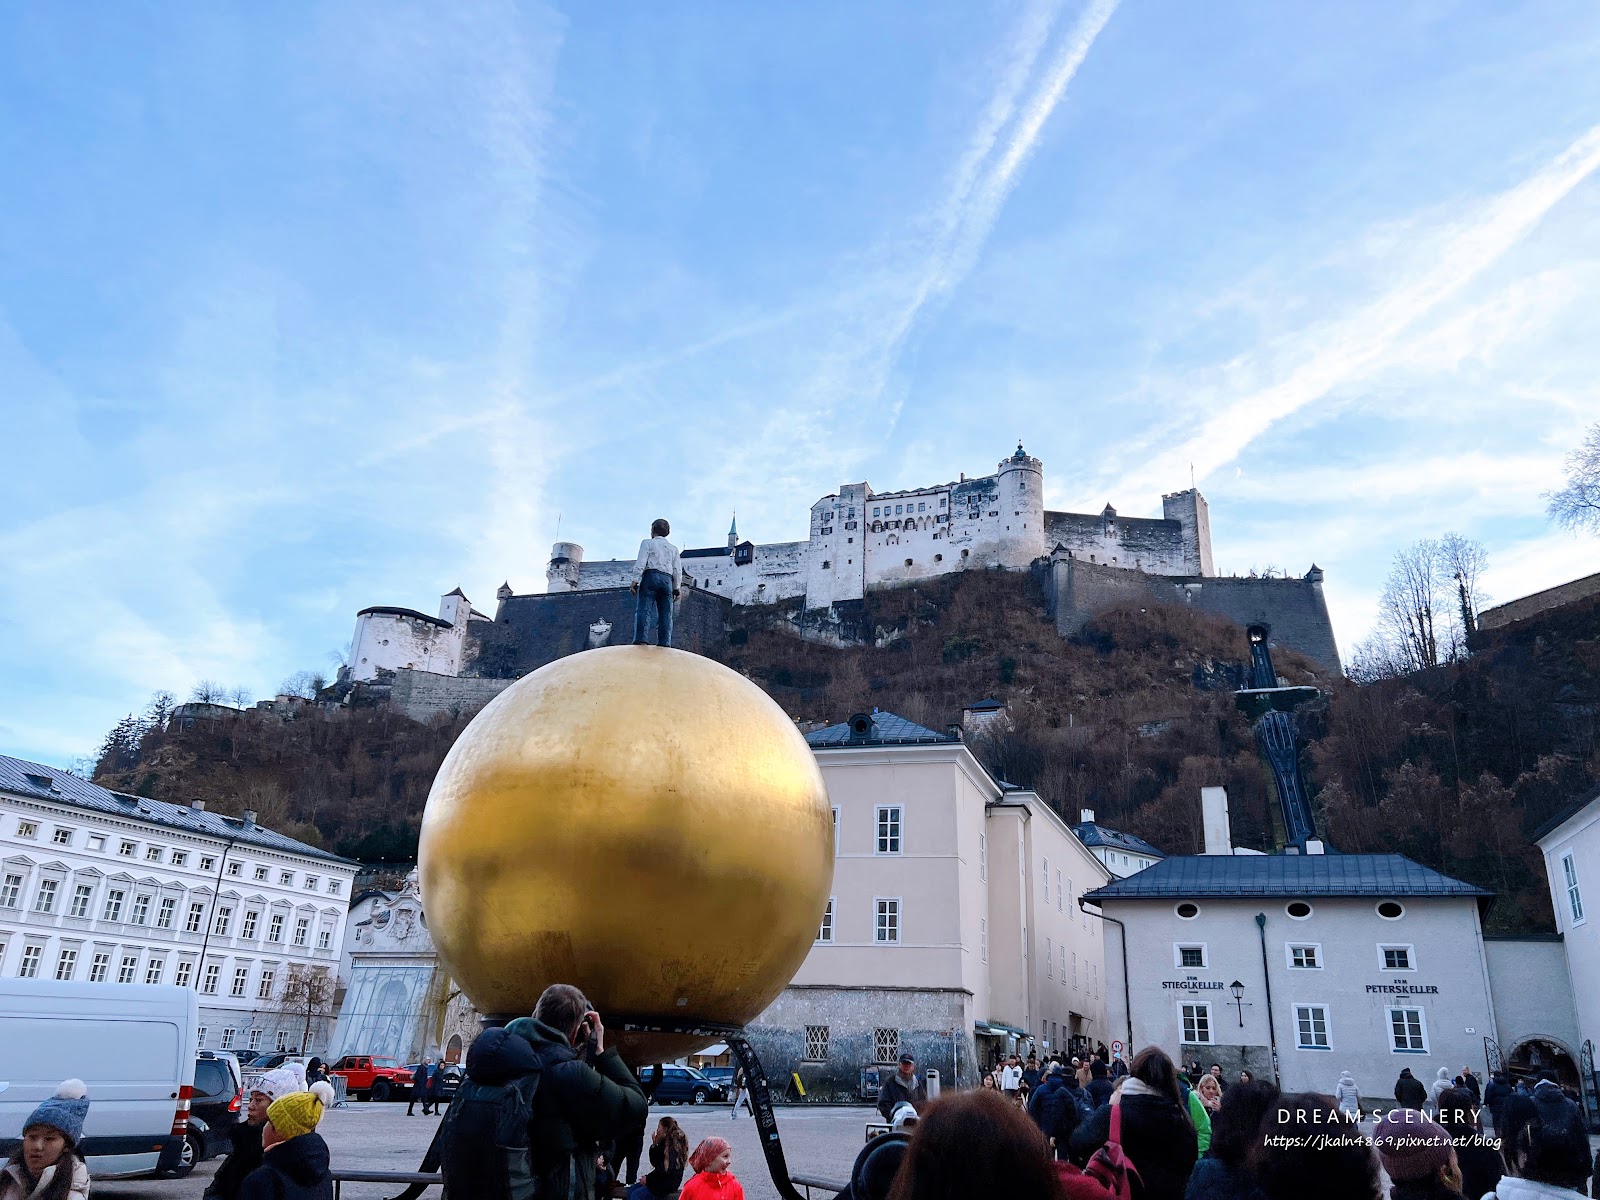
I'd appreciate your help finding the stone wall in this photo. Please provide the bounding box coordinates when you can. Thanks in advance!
[388,669,513,723]
[1477,571,1600,632]
[745,985,979,1102]
[349,609,468,682]
[1049,555,1343,675]
[466,586,730,678]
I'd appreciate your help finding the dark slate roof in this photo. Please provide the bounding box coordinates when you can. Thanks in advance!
[806,712,957,747]
[356,605,450,628]
[1082,853,1490,902]
[1072,823,1166,858]
[0,755,359,866]
[681,546,731,559]
[1530,785,1600,843]
[965,698,1005,712]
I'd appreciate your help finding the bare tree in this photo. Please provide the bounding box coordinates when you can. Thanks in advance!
[190,680,225,704]
[272,965,339,1054]
[228,685,254,709]
[1546,421,1600,534]
[1370,534,1488,672]
[1378,539,1444,672]
[1439,533,1490,653]
[279,671,326,699]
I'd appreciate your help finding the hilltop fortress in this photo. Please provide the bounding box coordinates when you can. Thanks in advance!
[344,444,1340,716]
[548,443,1212,607]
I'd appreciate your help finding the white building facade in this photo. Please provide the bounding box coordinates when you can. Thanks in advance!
[744,712,1111,1099]
[1534,792,1600,1084]
[1085,850,1503,1104]
[1071,809,1165,878]
[347,587,492,682]
[0,755,360,1057]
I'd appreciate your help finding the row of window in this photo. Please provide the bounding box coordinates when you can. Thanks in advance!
[800,1025,901,1063]
[8,818,341,894]
[1179,1001,1431,1054]
[4,937,314,1000]
[871,498,947,517]
[0,871,336,947]
[815,898,899,943]
[1174,900,1407,922]
[1175,941,1420,972]
[198,1026,295,1053]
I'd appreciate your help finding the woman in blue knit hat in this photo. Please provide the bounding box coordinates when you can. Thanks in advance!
[1,1079,91,1200]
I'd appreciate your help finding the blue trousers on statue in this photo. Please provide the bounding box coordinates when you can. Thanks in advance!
[633,568,674,647]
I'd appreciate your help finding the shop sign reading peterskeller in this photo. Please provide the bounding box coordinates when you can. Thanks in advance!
[1366,978,1440,995]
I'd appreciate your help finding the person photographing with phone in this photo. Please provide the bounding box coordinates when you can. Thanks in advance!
[443,982,647,1200]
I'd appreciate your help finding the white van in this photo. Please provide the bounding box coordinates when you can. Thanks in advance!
[0,979,198,1179]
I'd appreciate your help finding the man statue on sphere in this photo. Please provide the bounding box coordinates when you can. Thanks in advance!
[631,518,681,647]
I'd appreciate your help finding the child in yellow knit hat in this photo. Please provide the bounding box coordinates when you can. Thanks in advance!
[236,1080,335,1200]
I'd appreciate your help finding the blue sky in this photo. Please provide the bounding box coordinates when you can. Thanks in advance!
[3,1,1598,767]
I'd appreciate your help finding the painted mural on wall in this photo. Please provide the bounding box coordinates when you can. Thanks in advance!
[329,870,479,1062]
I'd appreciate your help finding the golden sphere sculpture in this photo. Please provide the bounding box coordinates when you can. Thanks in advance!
[419,645,834,1066]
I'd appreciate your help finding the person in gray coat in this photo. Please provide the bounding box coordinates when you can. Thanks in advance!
[1334,1071,1361,1119]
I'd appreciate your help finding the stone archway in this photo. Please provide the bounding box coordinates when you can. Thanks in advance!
[445,1033,464,1064]
[1508,1037,1580,1090]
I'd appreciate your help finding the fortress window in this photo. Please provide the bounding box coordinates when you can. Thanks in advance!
[934,554,943,562]
[904,558,913,568]
[961,549,969,558]
[822,561,830,570]
[917,502,926,512]
[873,507,879,517]
[939,498,946,507]
[895,505,903,514]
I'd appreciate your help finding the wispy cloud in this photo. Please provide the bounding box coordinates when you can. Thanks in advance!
[1120,120,1600,495]
[693,0,1119,513]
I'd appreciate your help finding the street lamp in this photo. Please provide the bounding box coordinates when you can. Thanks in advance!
[1230,980,1247,1027]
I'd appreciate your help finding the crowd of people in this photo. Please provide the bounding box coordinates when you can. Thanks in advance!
[10,990,1600,1200]
[837,1048,1599,1200]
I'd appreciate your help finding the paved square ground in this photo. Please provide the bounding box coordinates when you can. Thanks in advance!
[95,1100,868,1200]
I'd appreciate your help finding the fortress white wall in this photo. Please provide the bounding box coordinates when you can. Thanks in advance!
[349,612,467,682]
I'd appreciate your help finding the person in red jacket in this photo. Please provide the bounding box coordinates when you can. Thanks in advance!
[680,1137,744,1200]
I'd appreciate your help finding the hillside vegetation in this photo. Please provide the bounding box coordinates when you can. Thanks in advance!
[93,571,1597,933]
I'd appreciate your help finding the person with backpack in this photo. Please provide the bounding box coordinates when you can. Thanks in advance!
[441,983,646,1200]
[1028,1063,1081,1160]
[1087,1060,1115,1110]
[1071,1047,1198,1200]
[1483,1081,1592,1199]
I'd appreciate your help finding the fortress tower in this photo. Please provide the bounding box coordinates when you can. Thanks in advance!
[546,542,585,591]
[995,442,1045,569]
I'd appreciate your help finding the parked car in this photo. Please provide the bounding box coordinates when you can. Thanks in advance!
[0,979,197,1180]
[185,1052,244,1170]
[651,1065,726,1105]
[404,1062,464,1102]
[238,1052,310,1095]
[700,1066,736,1091]
[328,1054,413,1101]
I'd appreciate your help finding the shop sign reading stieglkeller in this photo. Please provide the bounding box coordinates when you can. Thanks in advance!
[1366,978,1439,995]
[1162,976,1224,991]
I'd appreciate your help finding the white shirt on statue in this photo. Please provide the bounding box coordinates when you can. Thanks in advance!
[633,536,682,591]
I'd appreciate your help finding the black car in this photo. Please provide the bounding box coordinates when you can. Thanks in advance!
[651,1065,726,1105]
[404,1062,464,1101]
[183,1052,244,1171]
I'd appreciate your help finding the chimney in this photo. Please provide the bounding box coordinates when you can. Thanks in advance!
[189,799,206,812]
[242,810,258,830]
[1201,787,1233,855]
[1305,838,1325,855]
[1079,808,1095,825]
